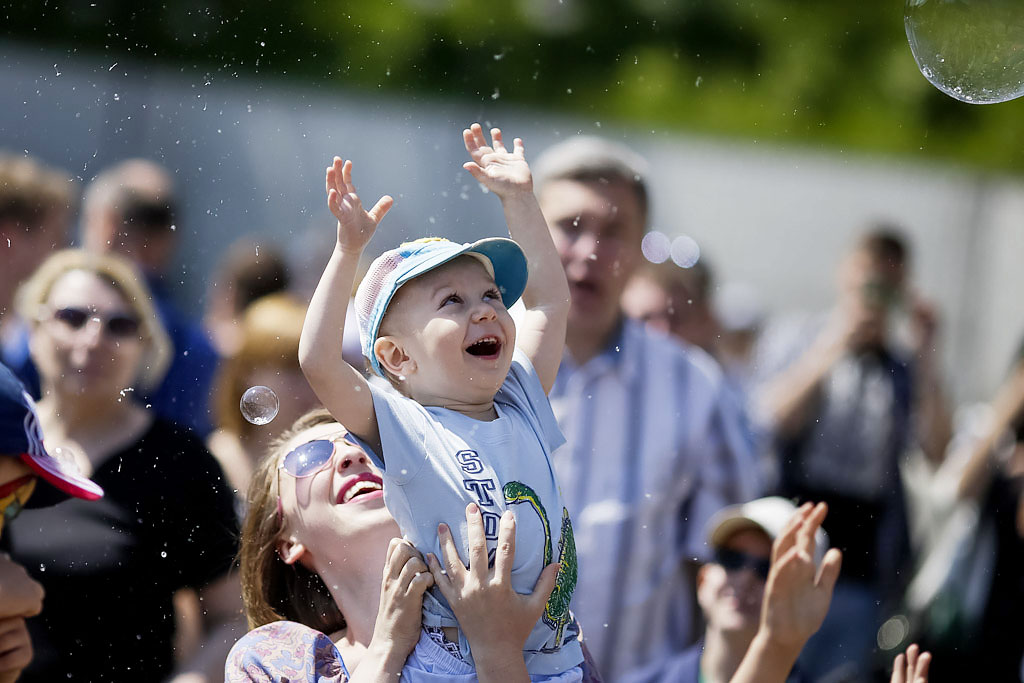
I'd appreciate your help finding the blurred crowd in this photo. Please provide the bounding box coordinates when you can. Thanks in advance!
[0,140,1019,683]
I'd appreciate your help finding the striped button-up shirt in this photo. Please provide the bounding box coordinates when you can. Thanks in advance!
[549,319,759,681]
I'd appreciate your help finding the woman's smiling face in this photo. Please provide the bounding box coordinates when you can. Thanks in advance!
[275,421,398,570]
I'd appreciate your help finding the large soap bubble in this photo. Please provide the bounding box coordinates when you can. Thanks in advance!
[905,0,1024,104]
[240,385,280,426]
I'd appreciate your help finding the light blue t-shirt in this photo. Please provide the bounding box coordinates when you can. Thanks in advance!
[358,349,582,676]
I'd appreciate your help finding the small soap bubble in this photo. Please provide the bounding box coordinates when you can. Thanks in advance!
[640,231,671,264]
[905,0,1024,104]
[670,235,701,268]
[876,614,910,650]
[160,551,167,558]
[240,385,280,425]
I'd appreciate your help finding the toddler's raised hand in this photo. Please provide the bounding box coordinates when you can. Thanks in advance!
[463,124,533,199]
[325,156,393,253]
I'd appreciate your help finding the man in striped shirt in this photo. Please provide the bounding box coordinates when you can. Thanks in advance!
[533,137,760,681]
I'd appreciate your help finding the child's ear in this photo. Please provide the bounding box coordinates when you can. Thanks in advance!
[374,336,417,379]
[277,535,307,566]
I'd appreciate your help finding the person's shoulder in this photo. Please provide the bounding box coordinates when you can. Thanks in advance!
[627,320,724,390]
[758,310,824,354]
[226,621,347,682]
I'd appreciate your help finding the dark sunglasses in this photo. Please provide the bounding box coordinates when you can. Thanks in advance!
[713,548,771,580]
[50,307,141,338]
[275,437,357,524]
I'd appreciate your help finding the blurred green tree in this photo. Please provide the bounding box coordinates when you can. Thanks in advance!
[4,0,1022,170]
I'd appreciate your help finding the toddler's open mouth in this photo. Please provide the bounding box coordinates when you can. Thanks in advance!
[465,336,502,358]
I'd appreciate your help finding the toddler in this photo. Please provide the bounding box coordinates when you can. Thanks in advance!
[299,124,581,680]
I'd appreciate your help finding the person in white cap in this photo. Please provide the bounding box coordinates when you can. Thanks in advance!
[624,497,821,683]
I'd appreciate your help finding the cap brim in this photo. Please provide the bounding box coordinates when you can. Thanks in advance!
[465,238,529,308]
[20,452,104,505]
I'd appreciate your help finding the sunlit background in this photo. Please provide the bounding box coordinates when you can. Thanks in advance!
[3,0,1024,402]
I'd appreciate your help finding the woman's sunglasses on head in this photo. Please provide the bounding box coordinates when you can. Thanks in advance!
[275,436,358,524]
[44,306,141,338]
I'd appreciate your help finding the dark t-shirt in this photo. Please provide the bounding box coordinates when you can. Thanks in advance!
[2,419,239,681]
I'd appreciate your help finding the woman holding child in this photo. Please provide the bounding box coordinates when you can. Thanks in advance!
[227,408,580,681]
[230,407,877,683]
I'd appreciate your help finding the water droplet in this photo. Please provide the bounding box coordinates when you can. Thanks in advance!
[695,76,703,87]
[240,386,280,425]
[160,551,167,558]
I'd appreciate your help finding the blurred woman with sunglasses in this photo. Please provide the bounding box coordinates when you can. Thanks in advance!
[1,249,243,682]
[229,408,587,682]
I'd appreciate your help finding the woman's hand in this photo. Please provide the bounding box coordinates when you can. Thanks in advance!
[427,503,558,682]
[890,643,931,683]
[325,156,393,254]
[364,537,433,675]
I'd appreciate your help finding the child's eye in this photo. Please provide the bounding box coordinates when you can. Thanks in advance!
[441,294,462,307]
[483,289,502,302]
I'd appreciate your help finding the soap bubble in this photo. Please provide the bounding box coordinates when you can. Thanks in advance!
[905,0,1024,104]
[240,385,280,425]
[876,614,910,650]
[640,231,671,263]
[670,235,701,268]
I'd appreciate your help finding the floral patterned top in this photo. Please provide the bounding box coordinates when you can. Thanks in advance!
[226,620,605,682]
[225,621,349,683]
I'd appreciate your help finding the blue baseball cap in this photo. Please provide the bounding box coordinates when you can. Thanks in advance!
[354,237,529,378]
[0,363,104,507]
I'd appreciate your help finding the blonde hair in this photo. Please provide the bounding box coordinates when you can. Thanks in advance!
[15,249,173,391]
[212,293,307,435]
[238,407,346,632]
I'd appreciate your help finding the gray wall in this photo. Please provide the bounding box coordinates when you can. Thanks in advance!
[3,40,1021,404]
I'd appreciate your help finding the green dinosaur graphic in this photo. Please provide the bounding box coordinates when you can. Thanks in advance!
[544,507,577,643]
[503,481,552,565]
[502,481,577,645]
